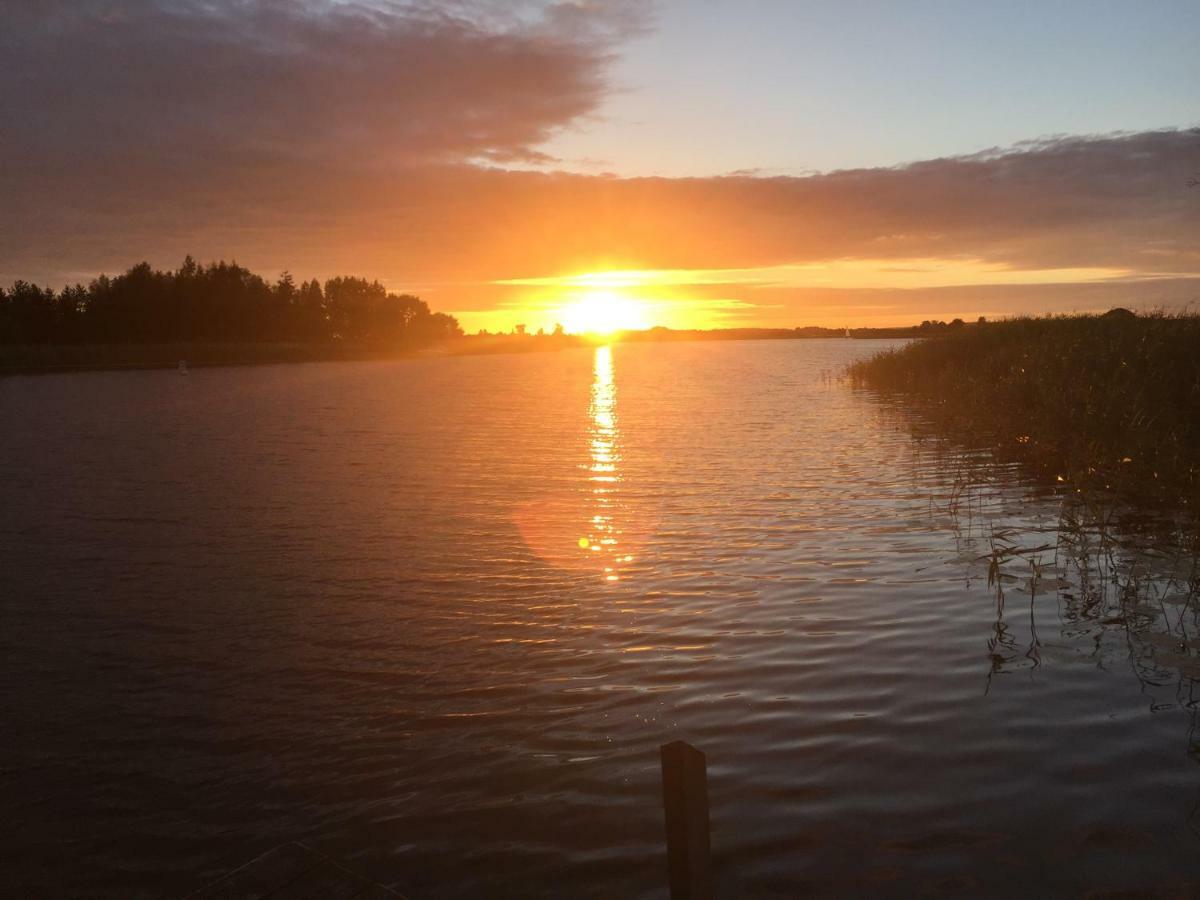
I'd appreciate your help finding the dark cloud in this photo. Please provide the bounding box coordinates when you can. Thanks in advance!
[0,0,644,170]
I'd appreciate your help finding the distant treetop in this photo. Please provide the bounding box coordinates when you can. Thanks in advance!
[0,258,462,347]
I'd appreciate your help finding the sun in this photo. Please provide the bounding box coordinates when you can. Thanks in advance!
[560,290,649,335]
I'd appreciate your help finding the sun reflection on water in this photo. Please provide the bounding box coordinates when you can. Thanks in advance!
[581,345,628,580]
[514,344,647,580]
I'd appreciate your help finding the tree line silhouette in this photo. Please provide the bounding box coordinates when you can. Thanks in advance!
[0,257,462,346]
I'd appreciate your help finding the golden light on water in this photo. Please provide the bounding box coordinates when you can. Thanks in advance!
[582,345,626,580]
[513,344,648,581]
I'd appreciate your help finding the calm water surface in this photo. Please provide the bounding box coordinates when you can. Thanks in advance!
[2,340,1199,898]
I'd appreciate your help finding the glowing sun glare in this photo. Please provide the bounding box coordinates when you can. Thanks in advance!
[560,290,648,335]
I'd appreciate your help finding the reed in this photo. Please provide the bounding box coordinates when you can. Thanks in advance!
[858,315,1200,698]
[848,311,1200,511]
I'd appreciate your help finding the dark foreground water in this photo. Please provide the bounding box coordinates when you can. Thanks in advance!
[2,340,1198,898]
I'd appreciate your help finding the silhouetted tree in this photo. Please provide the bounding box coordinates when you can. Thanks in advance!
[0,257,462,349]
[1,281,57,343]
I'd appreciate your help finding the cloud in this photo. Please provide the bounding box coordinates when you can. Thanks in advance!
[0,0,1196,328]
[0,0,646,169]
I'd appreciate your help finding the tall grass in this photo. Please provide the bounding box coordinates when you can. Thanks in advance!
[848,312,1200,510]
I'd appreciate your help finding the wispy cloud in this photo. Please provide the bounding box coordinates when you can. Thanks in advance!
[496,258,1154,291]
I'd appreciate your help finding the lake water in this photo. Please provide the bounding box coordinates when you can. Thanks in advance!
[2,339,1198,898]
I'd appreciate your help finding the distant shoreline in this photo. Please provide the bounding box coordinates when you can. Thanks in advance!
[0,327,925,376]
[458,324,927,355]
[0,341,436,376]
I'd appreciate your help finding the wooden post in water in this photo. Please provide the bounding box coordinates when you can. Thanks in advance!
[660,740,712,900]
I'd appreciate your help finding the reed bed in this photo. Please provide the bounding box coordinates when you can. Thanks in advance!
[848,311,1200,511]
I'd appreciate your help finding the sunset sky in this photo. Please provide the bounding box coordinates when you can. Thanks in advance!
[2,1,1198,332]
